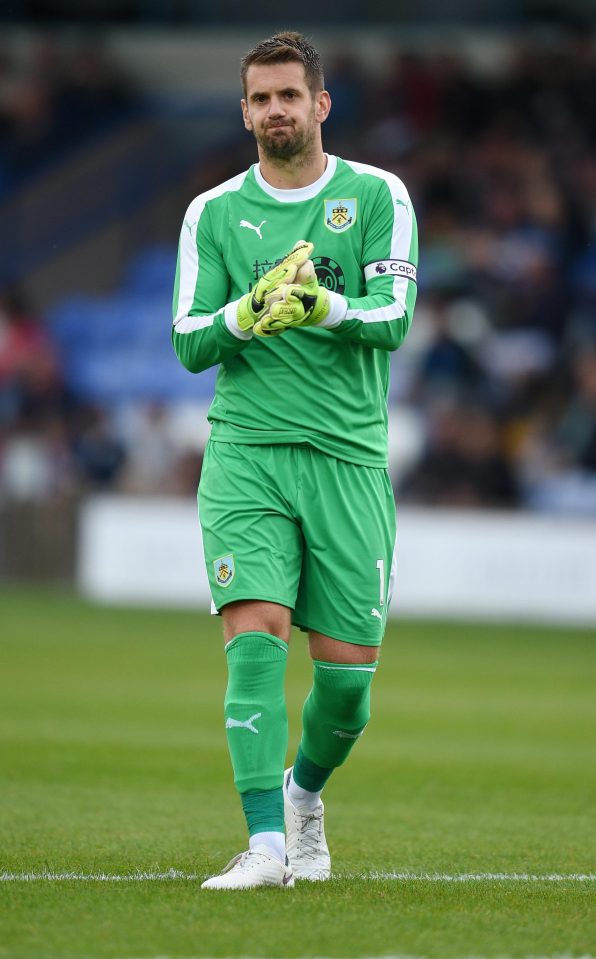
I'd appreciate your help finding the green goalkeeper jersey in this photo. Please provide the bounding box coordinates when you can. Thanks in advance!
[172,154,418,468]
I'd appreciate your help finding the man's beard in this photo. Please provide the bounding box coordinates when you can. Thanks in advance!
[255,117,316,161]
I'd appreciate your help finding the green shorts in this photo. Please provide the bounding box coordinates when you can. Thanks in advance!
[198,440,397,646]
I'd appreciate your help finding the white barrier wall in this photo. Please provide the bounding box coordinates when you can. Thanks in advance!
[78,496,596,626]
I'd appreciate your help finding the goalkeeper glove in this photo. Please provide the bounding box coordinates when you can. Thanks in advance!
[236,240,314,332]
[254,259,330,336]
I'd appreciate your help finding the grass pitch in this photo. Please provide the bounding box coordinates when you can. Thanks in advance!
[0,587,594,959]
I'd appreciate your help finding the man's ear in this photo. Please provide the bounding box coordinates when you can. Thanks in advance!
[315,90,331,124]
[241,99,253,132]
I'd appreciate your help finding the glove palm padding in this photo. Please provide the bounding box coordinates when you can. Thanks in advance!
[254,260,330,336]
[236,240,314,332]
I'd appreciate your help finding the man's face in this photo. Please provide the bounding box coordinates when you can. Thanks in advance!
[241,61,329,161]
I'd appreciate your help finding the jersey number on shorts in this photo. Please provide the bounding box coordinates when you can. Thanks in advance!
[376,559,385,607]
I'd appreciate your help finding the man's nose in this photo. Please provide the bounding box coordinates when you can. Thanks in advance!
[268,97,286,117]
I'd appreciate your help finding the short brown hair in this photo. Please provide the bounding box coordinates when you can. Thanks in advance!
[240,31,324,97]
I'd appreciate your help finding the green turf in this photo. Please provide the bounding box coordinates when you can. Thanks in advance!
[1,587,594,958]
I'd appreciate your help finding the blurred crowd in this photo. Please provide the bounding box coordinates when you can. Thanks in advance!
[0,287,202,500]
[0,35,137,195]
[340,35,596,513]
[1,33,596,514]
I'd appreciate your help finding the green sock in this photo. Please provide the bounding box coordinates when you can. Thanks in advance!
[295,659,378,792]
[224,631,288,795]
[240,788,284,836]
[292,744,333,793]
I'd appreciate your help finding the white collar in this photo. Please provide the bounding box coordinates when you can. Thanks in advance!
[254,155,337,202]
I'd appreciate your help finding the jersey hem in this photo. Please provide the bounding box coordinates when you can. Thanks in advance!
[208,425,388,469]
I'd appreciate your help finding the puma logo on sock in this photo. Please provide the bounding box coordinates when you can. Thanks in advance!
[225,712,262,734]
[332,729,363,740]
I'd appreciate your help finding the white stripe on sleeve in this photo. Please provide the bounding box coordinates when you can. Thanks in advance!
[343,160,414,325]
[173,169,249,332]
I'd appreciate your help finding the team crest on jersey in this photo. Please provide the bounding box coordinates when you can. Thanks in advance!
[324,198,357,233]
[214,555,235,587]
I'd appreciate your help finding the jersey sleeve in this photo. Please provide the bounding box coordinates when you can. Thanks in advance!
[172,198,251,374]
[322,176,418,351]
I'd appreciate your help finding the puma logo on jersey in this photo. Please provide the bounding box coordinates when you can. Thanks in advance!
[371,608,383,620]
[239,219,266,240]
[225,712,262,734]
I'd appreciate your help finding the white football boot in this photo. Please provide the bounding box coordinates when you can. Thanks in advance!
[283,768,331,880]
[201,845,294,890]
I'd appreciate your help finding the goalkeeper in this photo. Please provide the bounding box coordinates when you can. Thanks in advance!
[172,31,418,890]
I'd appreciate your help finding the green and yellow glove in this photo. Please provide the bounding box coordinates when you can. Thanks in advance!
[253,259,330,337]
[236,240,314,332]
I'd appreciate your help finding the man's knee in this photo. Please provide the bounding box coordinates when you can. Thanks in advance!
[301,657,377,768]
[222,600,292,645]
[308,631,380,664]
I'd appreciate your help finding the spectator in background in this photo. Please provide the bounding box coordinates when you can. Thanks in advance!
[0,35,137,192]
[400,398,519,509]
[0,287,63,429]
[323,51,365,140]
[0,287,74,500]
[514,346,596,515]
[70,405,126,490]
[118,402,203,496]
[557,348,596,473]
[413,291,484,400]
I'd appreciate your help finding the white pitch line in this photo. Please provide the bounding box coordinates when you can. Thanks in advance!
[0,870,594,883]
[358,871,596,882]
[0,870,197,882]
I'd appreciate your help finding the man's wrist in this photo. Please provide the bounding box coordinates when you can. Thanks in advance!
[226,299,254,340]
[317,290,347,329]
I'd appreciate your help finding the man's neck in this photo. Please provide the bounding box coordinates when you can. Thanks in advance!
[257,149,328,190]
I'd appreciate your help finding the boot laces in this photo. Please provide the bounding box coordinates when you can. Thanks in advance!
[294,806,323,861]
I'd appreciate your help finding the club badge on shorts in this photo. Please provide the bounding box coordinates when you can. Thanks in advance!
[214,555,235,587]
[324,198,357,233]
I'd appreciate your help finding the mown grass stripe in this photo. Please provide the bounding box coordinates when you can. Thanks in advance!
[119,955,596,959]
[118,955,596,959]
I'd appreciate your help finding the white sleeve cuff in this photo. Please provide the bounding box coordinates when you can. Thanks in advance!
[224,300,253,340]
[318,290,347,329]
